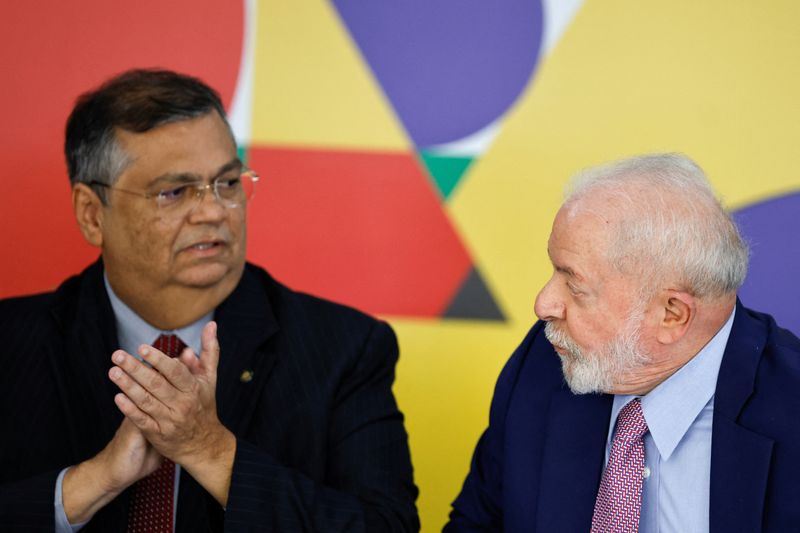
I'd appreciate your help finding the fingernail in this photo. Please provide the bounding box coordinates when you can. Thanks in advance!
[110,367,121,379]
[112,352,124,364]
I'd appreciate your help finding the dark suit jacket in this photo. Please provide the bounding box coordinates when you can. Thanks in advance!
[0,260,418,532]
[445,301,800,532]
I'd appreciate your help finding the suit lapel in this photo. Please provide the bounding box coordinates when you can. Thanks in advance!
[709,301,774,533]
[49,260,124,459]
[48,262,281,531]
[213,265,280,437]
[175,265,281,530]
[535,389,612,532]
[48,260,131,532]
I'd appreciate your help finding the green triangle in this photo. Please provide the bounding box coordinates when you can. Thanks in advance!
[237,145,249,167]
[419,152,473,200]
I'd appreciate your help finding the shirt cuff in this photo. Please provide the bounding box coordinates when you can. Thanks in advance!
[54,467,89,532]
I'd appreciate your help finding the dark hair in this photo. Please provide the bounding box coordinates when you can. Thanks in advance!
[64,68,230,202]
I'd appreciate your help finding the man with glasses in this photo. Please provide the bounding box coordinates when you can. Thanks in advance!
[0,69,418,532]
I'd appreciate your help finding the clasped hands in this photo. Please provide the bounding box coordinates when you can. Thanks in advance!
[107,320,235,503]
[63,322,235,523]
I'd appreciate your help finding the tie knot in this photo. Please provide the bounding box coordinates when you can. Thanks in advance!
[153,334,187,358]
[615,398,648,441]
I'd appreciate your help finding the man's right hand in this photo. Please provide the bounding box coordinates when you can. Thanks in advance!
[62,417,162,524]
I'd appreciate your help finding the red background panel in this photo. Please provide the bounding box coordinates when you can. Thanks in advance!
[0,0,243,297]
[246,147,472,317]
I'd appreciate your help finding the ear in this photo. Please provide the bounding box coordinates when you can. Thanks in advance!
[656,290,695,345]
[72,183,105,247]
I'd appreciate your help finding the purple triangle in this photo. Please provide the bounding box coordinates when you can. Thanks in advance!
[331,0,544,149]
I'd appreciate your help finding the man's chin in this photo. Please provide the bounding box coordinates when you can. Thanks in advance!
[176,262,243,290]
[560,360,612,395]
[563,377,606,395]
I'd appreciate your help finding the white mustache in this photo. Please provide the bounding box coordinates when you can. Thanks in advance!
[544,321,583,360]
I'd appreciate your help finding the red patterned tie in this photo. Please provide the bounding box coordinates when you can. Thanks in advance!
[591,398,649,533]
[127,334,186,533]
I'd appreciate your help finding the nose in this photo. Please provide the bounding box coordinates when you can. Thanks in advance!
[191,183,222,203]
[187,183,226,221]
[534,276,564,321]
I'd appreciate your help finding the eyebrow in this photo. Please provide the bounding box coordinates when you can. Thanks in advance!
[555,265,577,277]
[547,248,584,282]
[146,158,243,188]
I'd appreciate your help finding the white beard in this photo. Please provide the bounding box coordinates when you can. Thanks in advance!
[544,307,650,394]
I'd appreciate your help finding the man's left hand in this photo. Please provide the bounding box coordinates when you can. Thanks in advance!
[109,321,236,505]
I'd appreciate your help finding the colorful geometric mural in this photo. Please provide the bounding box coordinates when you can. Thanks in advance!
[245,0,544,320]
[2,1,800,530]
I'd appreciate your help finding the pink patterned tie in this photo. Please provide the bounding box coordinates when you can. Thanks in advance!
[126,334,186,533]
[591,398,649,533]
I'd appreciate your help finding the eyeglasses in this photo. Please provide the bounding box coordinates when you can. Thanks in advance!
[88,169,259,216]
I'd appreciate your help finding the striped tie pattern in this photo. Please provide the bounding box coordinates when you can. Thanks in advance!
[126,334,186,533]
[591,398,649,533]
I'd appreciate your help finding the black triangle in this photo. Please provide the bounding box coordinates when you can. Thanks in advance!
[443,266,505,321]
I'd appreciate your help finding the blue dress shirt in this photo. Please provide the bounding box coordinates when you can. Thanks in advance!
[608,308,735,533]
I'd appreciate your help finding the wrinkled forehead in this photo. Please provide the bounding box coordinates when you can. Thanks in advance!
[565,176,689,222]
[567,184,639,217]
[554,198,618,241]
[547,204,615,272]
[550,197,630,263]
[549,204,649,306]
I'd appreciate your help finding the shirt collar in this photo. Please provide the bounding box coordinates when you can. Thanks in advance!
[104,273,211,356]
[610,306,736,461]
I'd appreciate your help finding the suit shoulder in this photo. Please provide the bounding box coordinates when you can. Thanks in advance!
[728,307,800,435]
[742,306,800,375]
[0,291,62,387]
[763,316,800,359]
[0,290,55,313]
[0,265,98,340]
[0,291,57,333]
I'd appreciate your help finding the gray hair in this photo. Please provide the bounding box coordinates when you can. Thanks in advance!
[564,153,748,300]
[65,69,230,204]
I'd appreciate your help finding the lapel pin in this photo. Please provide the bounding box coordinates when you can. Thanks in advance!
[240,369,254,383]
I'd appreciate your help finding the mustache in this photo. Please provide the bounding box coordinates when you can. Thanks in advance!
[544,322,583,359]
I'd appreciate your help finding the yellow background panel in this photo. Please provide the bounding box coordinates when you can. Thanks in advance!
[393,320,519,531]
[251,0,409,150]
[401,0,800,529]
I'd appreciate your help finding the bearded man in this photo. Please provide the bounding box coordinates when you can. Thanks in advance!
[445,153,800,532]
